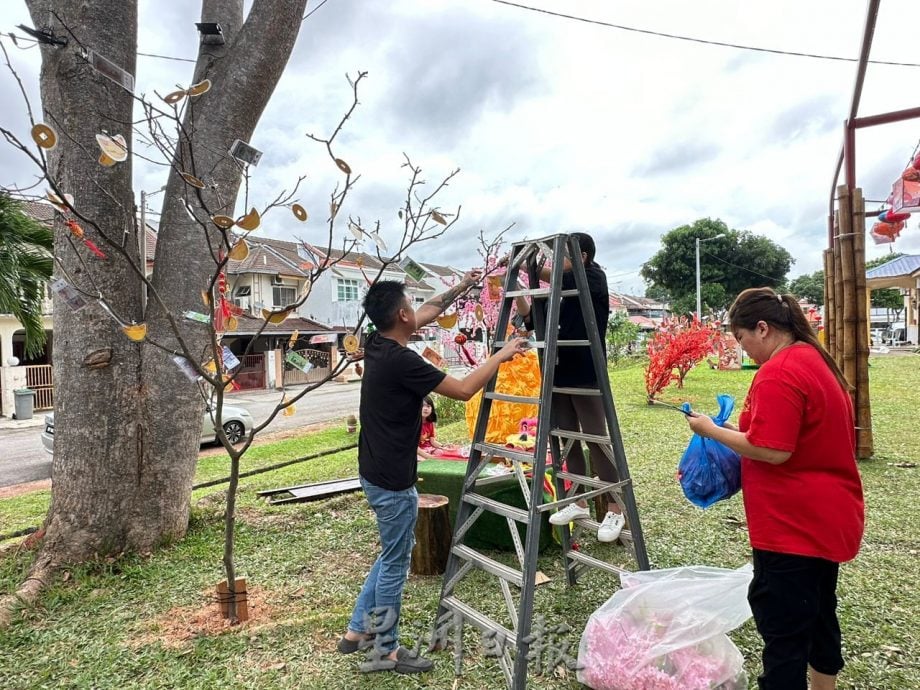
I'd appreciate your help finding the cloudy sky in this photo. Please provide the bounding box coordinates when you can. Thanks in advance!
[3,0,920,294]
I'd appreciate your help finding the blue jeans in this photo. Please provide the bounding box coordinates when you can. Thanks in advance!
[347,478,419,652]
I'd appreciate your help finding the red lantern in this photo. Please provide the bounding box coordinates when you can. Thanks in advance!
[891,172,920,213]
[454,333,467,345]
[869,220,904,244]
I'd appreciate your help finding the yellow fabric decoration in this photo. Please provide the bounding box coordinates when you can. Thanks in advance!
[465,349,542,444]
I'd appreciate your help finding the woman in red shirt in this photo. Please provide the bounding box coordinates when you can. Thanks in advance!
[687,287,864,690]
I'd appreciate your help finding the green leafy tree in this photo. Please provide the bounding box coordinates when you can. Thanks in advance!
[789,270,824,304]
[641,218,793,316]
[0,194,52,358]
[606,311,640,364]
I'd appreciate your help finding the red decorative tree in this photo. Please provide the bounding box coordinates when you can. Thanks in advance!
[645,317,719,400]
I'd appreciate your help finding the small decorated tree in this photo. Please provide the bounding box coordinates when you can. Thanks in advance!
[645,317,719,400]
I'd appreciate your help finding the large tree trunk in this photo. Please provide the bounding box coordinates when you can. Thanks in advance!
[14,0,308,569]
[25,0,144,563]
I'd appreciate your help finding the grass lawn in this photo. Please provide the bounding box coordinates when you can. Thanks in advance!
[1,356,918,689]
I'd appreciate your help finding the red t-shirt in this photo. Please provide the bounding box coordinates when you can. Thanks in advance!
[419,420,436,450]
[738,343,864,563]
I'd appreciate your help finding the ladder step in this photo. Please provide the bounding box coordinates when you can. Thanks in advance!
[452,545,525,587]
[566,549,631,576]
[551,429,611,445]
[503,288,579,299]
[552,387,601,396]
[464,493,530,524]
[493,340,590,348]
[474,442,536,465]
[484,391,541,405]
[555,471,629,492]
[441,596,517,647]
[572,517,634,543]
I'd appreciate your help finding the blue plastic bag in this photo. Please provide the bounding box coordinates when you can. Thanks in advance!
[678,394,742,509]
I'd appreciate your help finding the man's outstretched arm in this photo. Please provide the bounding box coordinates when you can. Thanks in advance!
[415,270,481,328]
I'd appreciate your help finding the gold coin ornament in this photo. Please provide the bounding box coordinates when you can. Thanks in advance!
[475,304,484,322]
[228,239,249,261]
[436,312,458,329]
[227,315,239,331]
[31,123,58,150]
[335,158,352,174]
[431,210,447,225]
[95,133,128,162]
[343,334,360,353]
[261,307,291,324]
[181,172,205,189]
[212,214,235,229]
[201,290,211,307]
[187,79,211,97]
[236,207,260,231]
[163,89,187,104]
[288,330,299,350]
[291,204,308,221]
[122,322,147,342]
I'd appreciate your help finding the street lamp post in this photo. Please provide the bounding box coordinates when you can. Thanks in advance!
[695,233,726,320]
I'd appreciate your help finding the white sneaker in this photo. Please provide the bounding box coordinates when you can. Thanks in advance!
[549,502,590,526]
[597,511,625,543]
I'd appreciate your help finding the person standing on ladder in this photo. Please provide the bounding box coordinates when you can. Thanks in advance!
[338,277,527,674]
[511,232,626,542]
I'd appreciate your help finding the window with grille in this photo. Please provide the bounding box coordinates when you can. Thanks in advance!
[337,278,360,302]
[273,285,297,307]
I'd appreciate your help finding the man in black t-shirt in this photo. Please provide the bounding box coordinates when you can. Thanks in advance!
[516,233,626,544]
[338,278,526,674]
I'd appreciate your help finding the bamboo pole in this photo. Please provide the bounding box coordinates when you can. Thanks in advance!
[824,248,836,362]
[852,188,873,458]
[832,211,845,371]
[837,186,858,390]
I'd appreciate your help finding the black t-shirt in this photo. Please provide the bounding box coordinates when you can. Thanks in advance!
[358,332,447,490]
[526,262,609,387]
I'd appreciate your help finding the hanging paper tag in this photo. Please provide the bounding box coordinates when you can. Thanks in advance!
[183,311,211,324]
[172,355,201,382]
[399,257,428,283]
[309,333,338,345]
[49,278,87,311]
[421,346,445,368]
[222,346,240,371]
[285,350,313,373]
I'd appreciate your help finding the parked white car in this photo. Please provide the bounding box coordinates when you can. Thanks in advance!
[41,405,254,455]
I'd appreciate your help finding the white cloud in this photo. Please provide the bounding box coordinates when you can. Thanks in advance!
[3,0,920,287]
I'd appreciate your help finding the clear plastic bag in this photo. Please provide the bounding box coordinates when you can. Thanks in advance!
[577,564,752,690]
[678,394,742,508]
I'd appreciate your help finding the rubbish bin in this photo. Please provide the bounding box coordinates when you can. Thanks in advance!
[13,388,35,421]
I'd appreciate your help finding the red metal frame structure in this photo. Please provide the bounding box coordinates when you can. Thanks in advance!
[828,0,920,245]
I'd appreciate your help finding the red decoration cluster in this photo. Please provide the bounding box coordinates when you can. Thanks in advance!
[645,316,720,400]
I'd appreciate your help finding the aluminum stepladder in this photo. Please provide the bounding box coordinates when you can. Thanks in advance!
[432,234,650,689]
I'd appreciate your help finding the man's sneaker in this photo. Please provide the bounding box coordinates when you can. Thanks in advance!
[597,511,625,543]
[549,502,590,526]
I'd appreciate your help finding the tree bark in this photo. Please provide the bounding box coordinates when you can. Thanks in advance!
[14,0,308,574]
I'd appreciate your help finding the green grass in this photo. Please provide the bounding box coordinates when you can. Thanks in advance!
[1,356,918,688]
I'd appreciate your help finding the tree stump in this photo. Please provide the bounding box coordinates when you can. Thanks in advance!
[411,494,451,576]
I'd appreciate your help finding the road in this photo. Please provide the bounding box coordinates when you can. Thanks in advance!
[0,382,362,489]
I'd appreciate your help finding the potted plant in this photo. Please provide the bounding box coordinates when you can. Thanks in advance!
[345,414,358,433]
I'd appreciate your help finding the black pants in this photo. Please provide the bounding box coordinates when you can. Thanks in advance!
[551,393,620,504]
[749,549,844,690]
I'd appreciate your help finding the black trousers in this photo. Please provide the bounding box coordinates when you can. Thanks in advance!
[749,549,844,690]
[551,393,620,505]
